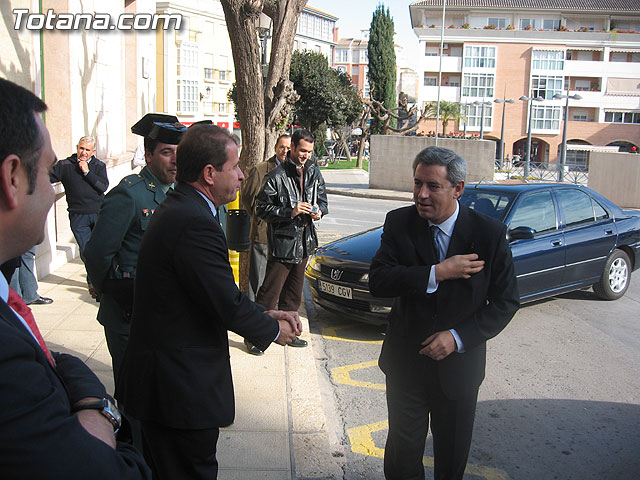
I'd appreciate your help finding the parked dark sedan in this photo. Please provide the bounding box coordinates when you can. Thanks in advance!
[305,183,640,325]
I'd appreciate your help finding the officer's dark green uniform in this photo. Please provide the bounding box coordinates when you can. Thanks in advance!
[84,114,185,387]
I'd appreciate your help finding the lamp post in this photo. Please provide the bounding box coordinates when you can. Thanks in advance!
[494,97,514,168]
[461,103,471,136]
[472,100,492,139]
[519,95,544,178]
[256,13,272,80]
[553,92,582,182]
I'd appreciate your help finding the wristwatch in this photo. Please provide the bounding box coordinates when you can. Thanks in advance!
[73,398,122,433]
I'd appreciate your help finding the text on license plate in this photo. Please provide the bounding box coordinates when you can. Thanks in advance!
[318,280,352,299]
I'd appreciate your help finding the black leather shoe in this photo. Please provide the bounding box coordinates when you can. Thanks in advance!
[244,339,264,356]
[27,296,53,305]
[287,337,308,348]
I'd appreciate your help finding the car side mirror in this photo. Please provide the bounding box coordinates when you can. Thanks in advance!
[507,226,535,242]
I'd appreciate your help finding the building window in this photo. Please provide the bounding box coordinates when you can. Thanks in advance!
[322,19,330,40]
[572,109,589,122]
[352,49,360,63]
[462,73,495,97]
[424,75,437,86]
[298,13,308,35]
[488,18,507,29]
[611,52,627,62]
[532,105,562,130]
[520,18,538,29]
[464,46,496,68]
[177,41,198,113]
[204,53,214,80]
[532,50,564,70]
[465,104,493,129]
[177,80,198,113]
[218,103,228,113]
[531,75,563,99]
[336,49,349,62]
[351,65,359,76]
[542,19,560,30]
[604,111,640,124]
[425,45,439,56]
[449,76,461,87]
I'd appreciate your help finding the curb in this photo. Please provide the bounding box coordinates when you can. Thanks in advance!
[325,187,412,202]
[289,302,344,479]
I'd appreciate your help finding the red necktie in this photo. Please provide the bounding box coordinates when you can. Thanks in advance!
[7,287,55,367]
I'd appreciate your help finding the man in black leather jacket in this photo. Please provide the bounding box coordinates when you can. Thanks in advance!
[253,129,328,352]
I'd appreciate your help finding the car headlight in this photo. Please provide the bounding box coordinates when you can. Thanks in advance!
[308,255,321,273]
[360,273,369,282]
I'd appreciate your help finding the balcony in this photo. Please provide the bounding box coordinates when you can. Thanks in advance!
[422,55,462,72]
[419,85,460,102]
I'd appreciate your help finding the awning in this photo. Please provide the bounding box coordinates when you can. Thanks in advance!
[568,47,603,52]
[610,48,640,53]
[566,144,620,153]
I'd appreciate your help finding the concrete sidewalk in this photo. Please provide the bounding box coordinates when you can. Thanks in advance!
[31,258,343,480]
[320,168,412,202]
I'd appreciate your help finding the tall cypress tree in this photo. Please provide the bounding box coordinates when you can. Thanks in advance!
[368,4,397,133]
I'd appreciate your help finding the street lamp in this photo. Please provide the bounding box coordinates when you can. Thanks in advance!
[472,100,492,139]
[256,13,272,77]
[553,92,582,182]
[519,95,544,178]
[494,97,515,168]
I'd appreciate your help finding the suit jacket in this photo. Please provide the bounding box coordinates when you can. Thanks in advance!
[369,204,519,399]
[240,155,279,244]
[84,167,169,333]
[0,300,150,479]
[116,183,280,430]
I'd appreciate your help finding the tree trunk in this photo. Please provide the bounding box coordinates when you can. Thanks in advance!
[221,0,306,293]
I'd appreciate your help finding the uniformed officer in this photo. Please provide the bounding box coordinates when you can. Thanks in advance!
[84,114,185,389]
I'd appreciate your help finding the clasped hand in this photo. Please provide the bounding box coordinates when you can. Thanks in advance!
[266,310,303,345]
[292,202,321,220]
[419,331,455,361]
[435,253,484,282]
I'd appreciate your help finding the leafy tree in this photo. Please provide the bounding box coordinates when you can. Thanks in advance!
[368,4,397,134]
[289,50,363,156]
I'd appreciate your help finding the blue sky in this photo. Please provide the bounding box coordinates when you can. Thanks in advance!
[312,0,420,68]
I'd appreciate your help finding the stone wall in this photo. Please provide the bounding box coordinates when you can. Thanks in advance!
[369,136,496,191]
[588,152,640,209]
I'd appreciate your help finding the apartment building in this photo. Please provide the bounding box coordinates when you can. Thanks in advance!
[334,32,371,96]
[409,0,640,165]
[293,6,338,58]
[156,0,236,129]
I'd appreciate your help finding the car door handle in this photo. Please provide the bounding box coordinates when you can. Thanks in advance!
[604,229,614,235]
[551,239,563,247]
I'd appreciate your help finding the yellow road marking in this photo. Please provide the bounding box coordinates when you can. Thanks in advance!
[321,324,383,345]
[347,420,510,480]
[331,360,385,391]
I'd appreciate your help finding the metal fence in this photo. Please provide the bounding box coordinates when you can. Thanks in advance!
[495,160,589,185]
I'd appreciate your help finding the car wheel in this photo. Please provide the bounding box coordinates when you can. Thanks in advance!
[593,249,631,300]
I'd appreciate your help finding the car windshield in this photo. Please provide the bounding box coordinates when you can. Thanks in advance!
[460,188,515,222]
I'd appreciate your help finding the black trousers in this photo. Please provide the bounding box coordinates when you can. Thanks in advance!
[141,420,220,480]
[384,365,478,480]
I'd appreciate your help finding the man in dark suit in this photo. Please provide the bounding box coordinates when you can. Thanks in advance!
[369,146,519,480]
[116,124,302,479]
[0,78,149,478]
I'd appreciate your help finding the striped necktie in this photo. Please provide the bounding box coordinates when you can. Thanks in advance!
[431,225,445,262]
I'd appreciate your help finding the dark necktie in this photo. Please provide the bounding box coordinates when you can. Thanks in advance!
[431,225,444,262]
[297,166,304,201]
[7,287,55,366]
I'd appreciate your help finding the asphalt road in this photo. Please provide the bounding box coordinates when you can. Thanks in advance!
[305,194,640,480]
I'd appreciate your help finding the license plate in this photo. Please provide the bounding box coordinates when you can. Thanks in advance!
[318,280,352,299]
